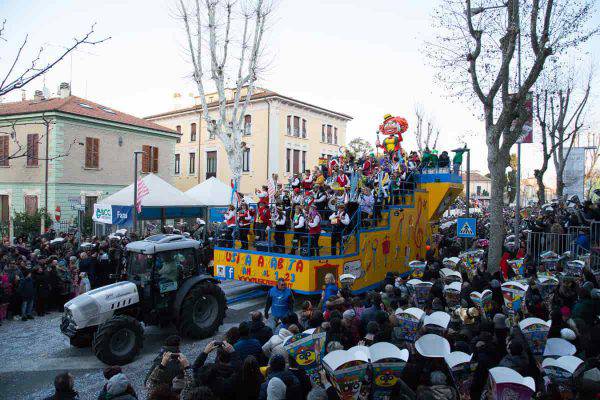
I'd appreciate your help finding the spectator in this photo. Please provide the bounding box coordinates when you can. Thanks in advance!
[44,372,79,400]
[18,268,35,321]
[234,321,265,364]
[250,311,273,346]
[258,355,300,400]
[234,355,264,400]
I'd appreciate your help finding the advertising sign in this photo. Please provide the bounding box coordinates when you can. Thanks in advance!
[93,204,112,224]
[563,147,586,200]
[516,92,534,144]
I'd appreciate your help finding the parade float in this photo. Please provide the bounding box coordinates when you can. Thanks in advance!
[212,115,463,294]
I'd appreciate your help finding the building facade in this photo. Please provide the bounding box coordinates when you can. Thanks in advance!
[0,84,179,228]
[467,170,492,205]
[146,88,352,193]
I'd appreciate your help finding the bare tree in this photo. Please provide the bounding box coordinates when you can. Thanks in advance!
[414,104,440,152]
[178,0,271,190]
[428,0,599,272]
[347,137,374,158]
[534,67,591,203]
[0,21,108,97]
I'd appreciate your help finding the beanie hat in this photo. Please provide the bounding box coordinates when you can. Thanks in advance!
[561,328,577,341]
[493,313,507,329]
[560,306,571,319]
[342,309,356,320]
[490,279,501,289]
[430,371,447,385]
[267,377,286,400]
[106,373,129,397]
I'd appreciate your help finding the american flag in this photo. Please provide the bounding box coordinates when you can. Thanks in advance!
[267,177,276,205]
[136,178,150,212]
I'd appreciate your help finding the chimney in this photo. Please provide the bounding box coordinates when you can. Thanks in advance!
[21,90,26,101]
[33,90,44,101]
[59,82,71,98]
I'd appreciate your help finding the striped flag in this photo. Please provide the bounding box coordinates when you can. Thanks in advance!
[267,177,276,205]
[136,178,149,212]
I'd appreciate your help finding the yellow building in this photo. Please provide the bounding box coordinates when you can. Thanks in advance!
[145,88,352,193]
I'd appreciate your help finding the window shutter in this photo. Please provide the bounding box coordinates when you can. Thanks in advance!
[142,145,150,173]
[152,146,159,173]
[93,138,99,168]
[32,134,39,164]
[85,137,93,168]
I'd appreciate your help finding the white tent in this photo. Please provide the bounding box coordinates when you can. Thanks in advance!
[185,177,256,206]
[185,177,233,206]
[99,173,198,207]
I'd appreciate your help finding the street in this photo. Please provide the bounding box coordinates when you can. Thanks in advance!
[0,280,283,400]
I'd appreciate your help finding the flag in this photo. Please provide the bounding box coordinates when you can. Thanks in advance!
[267,177,276,205]
[136,178,149,213]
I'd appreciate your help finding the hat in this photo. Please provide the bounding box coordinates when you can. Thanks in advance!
[591,288,600,300]
[493,313,507,329]
[106,373,130,397]
[490,279,501,289]
[560,306,571,319]
[267,377,286,400]
[561,328,577,341]
[430,371,447,385]
[342,309,356,320]
[582,281,594,292]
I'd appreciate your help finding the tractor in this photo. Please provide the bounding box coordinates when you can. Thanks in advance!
[60,234,226,365]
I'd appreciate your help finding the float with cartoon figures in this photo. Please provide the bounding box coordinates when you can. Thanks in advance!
[212,114,463,294]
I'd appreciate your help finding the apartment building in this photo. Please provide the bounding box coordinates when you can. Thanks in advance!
[145,87,352,193]
[0,83,179,225]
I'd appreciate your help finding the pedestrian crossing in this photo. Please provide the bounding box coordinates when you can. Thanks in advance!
[228,297,266,311]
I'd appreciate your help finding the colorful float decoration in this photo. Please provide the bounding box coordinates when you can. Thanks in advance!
[377,114,408,157]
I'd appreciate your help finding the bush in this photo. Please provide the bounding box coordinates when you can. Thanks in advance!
[13,210,53,239]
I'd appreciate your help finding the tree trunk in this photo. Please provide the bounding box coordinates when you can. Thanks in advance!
[227,147,243,193]
[556,174,564,198]
[487,157,507,274]
[534,170,546,205]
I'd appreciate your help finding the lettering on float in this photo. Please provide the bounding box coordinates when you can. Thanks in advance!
[222,251,303,285]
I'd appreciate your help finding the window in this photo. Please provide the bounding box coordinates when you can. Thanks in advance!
[286,148,291,173]
[85,137,99,168]
[206,151,217,179]
[79,103,93,109]
[85,196,97,218]
[287,116,291,135]
[0,136,9,167]
[334,127,338,144]
[302,119,307,138]
[477,185,481,196]
[321,125,325,142]
[27,134,39,166]
[142,145,159,173]
[190,123,197,141]
[244,115,252,136]
[174,154,180,175]
[209,120,216,139]
[189,152,196,174]
[176,125,181,143]
[24,195,38,216]
[293,116,300,137]
[293,149,300,174]
[327,125,332,144]
[302,150,306,172]
[242,148,250,172]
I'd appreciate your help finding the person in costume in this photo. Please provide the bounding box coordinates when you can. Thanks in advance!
[378,114,408,157]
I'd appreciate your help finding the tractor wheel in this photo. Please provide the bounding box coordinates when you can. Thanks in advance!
[69,332,92,348]
[179,282,226,339]
[92,315,143,365]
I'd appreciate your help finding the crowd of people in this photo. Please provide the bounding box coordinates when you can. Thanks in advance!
[0,230,128,324]
[220,146,466,255]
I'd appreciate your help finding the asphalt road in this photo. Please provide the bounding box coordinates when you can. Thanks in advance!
[0,281,282,400]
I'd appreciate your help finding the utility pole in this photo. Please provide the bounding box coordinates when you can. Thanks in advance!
[132,151,143,235]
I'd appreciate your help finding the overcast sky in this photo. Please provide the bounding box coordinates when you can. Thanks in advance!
[1,0,599,180]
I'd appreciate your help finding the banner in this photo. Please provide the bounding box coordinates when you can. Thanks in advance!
[516,92,534,143]
[518,318,551,356]
[394,308,424,343]
[563,147,586,200]
[93,204,113,224]
[112,206,133,226]
[445,352,477,400]
[284,330,327,383]
[501,281,529,314]
[470,290,493,318]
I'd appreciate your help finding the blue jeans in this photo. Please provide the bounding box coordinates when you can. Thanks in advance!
[21,299,34,317]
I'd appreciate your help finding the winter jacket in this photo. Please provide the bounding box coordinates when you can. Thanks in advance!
[100,373,137,400]
[18,276,35,300]
[192,350,241,399]
[499,353,529,376]
[262,328,292,359]
[234,337,265,364]
[44,389,80,400]
[250,320,273,346]
[34,270,51,297]
[416,385,458,400]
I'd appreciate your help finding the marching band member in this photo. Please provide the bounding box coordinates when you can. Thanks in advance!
[289,205,306,255]
[307,204,322,256]
[273,205,286,253]
[255,201,271,242]
[223,204,236,247]
[237,203,252,250]
[329,204,350,255]
[301,170,313,190]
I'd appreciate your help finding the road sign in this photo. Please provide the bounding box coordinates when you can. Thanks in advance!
[457,217,477,238]
[68,196,84,211]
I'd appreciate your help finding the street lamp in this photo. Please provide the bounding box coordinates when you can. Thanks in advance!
[468,3,508,16]
[132,151,144,234]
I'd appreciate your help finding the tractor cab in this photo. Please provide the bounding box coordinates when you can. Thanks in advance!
[125,234,202,321]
